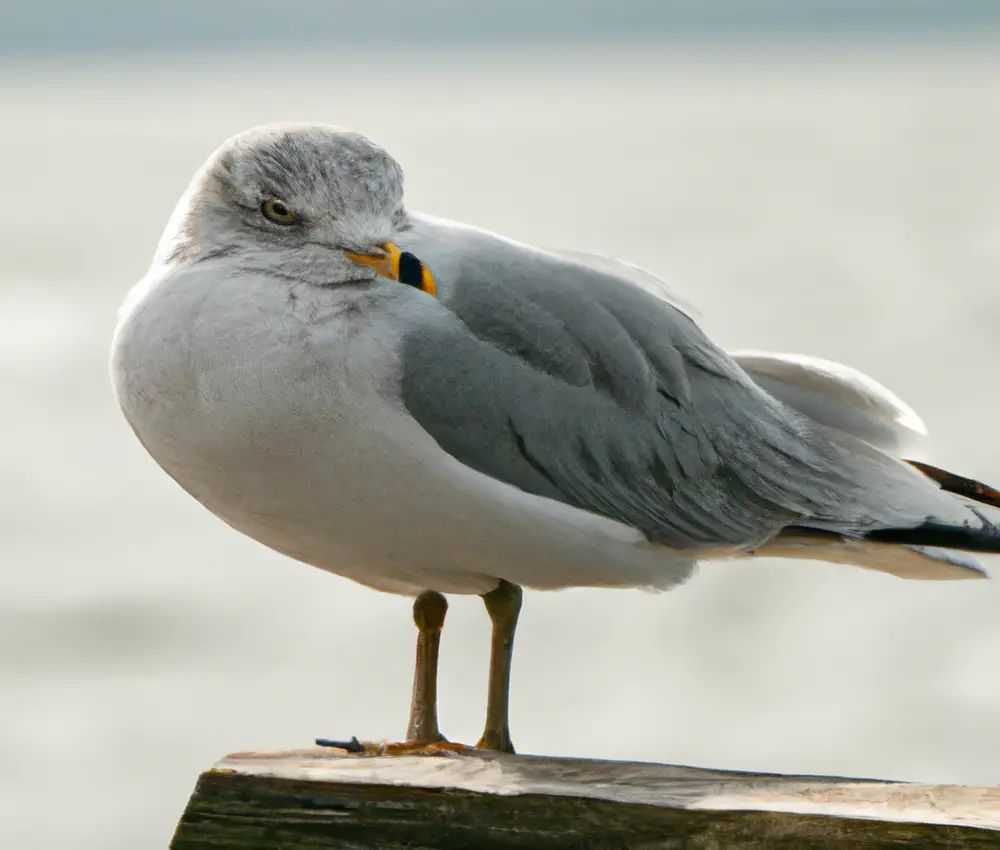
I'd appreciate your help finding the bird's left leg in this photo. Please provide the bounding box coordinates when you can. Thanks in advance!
[476,580,523,753]
[405,589,448,745]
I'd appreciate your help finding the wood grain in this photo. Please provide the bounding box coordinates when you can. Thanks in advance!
[170,748,1000,849]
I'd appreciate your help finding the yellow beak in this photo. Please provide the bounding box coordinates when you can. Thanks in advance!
[344,242,437,297]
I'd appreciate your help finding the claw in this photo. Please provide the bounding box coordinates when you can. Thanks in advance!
[315,736,365,753]
[315,736,471,757]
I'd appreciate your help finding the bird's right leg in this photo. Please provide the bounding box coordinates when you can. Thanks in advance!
[317,590,466,755]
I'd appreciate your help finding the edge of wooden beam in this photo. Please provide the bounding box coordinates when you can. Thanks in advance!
[209,747,1000,831]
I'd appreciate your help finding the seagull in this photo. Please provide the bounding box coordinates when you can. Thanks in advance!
[111,123,1000,754]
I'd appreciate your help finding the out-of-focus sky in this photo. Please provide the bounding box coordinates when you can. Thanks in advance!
[5,0,1000,55]
[3,5,1000,850]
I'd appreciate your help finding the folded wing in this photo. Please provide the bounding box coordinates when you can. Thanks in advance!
[400,218,997,578]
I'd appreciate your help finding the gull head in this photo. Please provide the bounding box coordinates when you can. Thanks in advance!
[154,122,435,294]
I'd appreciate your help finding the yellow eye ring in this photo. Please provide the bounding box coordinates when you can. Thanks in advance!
[261,199,297,225]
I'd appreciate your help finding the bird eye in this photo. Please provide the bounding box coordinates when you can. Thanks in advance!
[261,199,297,225]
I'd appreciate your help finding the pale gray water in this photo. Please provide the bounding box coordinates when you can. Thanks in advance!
[2,42,1000,849]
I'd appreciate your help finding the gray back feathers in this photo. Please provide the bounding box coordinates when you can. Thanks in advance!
[399,216,975,552]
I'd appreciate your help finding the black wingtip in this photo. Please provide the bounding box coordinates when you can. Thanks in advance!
[865,521,1000,554]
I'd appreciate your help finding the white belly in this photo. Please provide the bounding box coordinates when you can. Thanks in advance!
[111,268,696,596]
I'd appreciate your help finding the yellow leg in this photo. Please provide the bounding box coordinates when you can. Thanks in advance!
[318,591,468,756]
[476,580,522,753]
[406,590,448,744]
[318,585,524,758]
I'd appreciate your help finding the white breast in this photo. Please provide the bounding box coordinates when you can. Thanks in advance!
[111,264,696,596]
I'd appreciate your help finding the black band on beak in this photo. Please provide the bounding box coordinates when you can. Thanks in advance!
[398,252,426,289]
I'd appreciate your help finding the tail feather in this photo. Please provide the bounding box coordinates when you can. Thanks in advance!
[733,351,928,457]
[760,459,1000,580]
[754,528,989,581]
[732,352,1000,578]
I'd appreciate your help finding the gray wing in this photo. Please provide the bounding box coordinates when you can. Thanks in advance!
[399,223,968,550]
[551,248,703,324]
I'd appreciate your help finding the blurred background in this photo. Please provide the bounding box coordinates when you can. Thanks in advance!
[3,1,1000,847]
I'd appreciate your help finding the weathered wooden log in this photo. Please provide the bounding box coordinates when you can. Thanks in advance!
[171,747,1000,848]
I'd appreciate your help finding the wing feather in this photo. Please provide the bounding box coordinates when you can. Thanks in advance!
[399,217,979,552]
